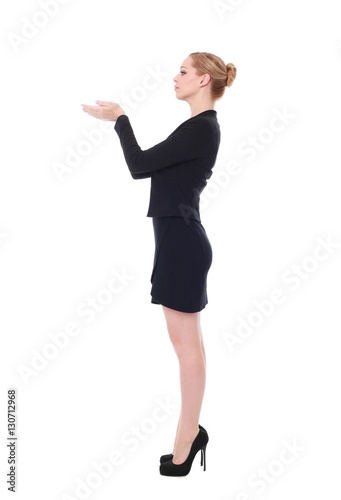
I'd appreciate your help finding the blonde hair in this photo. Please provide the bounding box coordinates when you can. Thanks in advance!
[189,51,237,100]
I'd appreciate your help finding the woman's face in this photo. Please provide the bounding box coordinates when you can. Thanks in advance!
[173,56,208,101]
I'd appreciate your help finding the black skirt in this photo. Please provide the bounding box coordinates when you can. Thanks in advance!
[150,216,213,313]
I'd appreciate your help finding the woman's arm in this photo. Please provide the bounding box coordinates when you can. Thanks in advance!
[80,100,211,177]
[114,114,211,175]
[81,101,152,179]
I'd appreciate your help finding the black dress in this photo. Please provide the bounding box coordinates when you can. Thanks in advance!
[114,110,221,313]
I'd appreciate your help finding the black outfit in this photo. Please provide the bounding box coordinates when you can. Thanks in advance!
[114,110,220,313]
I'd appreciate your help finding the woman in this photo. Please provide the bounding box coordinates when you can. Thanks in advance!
[81,51,236,477]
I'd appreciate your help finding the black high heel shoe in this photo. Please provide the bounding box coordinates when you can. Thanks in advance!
[159,426,209,476]
[160,424,206,464]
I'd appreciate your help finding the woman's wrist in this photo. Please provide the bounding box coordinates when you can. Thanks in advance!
[115,112,126,121]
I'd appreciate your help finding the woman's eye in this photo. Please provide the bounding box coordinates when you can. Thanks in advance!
[180,71,186,75]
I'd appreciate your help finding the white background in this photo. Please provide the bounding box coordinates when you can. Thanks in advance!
[1,0,341,498]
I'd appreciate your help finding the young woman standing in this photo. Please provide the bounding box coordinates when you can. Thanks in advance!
[81,52,236,477]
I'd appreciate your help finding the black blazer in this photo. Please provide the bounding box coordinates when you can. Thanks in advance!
[114,110,220,222]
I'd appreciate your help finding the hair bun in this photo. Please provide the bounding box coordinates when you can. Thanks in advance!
[225,63,237,87]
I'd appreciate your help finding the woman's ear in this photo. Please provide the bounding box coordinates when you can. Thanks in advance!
[200,74,211,87]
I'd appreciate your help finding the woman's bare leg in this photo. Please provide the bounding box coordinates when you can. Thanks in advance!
[162,305,206,464]
[172,323,206,453]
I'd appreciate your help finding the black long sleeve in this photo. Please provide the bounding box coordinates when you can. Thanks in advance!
[114,114,214,176]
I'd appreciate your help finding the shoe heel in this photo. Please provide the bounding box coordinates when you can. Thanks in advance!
[201,444,207,471]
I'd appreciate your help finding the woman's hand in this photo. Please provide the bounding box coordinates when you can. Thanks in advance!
[81,100,125,121]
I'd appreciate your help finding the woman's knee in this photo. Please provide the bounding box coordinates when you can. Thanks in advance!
[167,325,203,355]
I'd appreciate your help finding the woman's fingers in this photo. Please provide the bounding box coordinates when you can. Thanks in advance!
[81,103,103,118]
[81,101,124,121]
[81,105,95,117]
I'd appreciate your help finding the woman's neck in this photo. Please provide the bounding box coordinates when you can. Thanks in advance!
[188,96,215,118]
